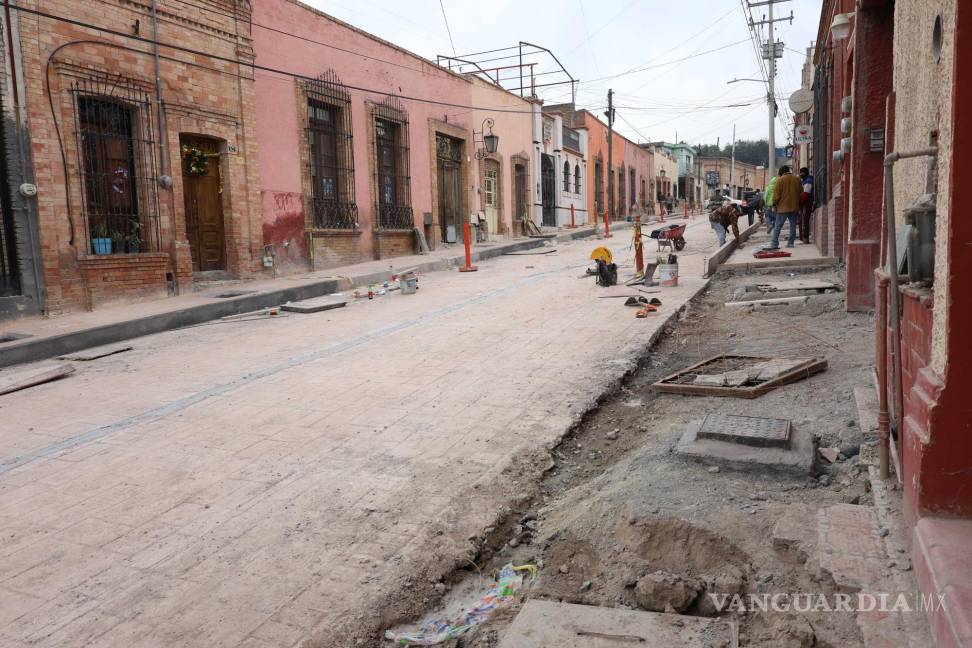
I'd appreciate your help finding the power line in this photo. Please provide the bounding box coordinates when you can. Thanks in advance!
[11,2,546,114]
[438,0,458,57]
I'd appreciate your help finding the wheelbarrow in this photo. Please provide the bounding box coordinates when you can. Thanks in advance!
[649,223,687,252]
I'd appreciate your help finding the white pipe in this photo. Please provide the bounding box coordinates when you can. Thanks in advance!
[882,146,937,479]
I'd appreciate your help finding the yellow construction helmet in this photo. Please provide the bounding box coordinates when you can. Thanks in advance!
[590,246,613,264]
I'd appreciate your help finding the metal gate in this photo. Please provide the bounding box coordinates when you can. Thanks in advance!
[541,154,556,227]
[0,89,20,298]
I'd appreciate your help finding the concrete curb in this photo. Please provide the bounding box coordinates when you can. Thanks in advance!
[705,221,762,277]
[0,227,604,369]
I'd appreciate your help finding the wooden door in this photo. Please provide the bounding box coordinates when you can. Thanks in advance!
[181,136,225,272]
[541,154,555,227]
[514,164,527,224]
[438,158,461,242]
[484,161,499,237]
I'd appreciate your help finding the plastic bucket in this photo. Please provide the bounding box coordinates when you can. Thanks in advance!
[399,272,418,294]
[658,263,679,287]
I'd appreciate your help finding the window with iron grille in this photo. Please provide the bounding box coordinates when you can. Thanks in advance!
[574,164,581,194]
[618,165,626,212]
[563,161,570,191]
[71,75,160,255]
[374,97,412,230]
[306,71,357,229]
[812,60,830,206]
[594,156,604,214]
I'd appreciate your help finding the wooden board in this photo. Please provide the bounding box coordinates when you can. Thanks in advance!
[653,353,828,398]
[281,297,349,314]
[413,227,430,254]
[0,364,75,396]
[59,345,133,361]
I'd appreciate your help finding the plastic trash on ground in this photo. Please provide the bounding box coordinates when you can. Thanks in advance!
[384,564,536,646]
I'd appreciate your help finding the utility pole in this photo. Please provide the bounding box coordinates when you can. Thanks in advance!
[749,0,793,175]
[730,123,736,198]
[605,89,615,221]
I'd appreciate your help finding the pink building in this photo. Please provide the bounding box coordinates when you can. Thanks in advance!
[253,0,476,269]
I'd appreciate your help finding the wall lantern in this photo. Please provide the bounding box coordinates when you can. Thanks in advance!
[660,169,667,178]
[474,118,499,160]
[830,12,855,41]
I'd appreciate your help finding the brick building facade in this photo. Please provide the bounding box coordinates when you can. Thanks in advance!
[7,0,263,315]
[811,1,972,644]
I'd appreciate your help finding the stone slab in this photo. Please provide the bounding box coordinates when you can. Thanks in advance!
[676,417,815,477]
[498,600,734,648]
[752,279,840,293]
[697,414,791,448]
[280,297,349,314]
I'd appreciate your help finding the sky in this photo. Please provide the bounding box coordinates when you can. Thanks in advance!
[301,0,823,149]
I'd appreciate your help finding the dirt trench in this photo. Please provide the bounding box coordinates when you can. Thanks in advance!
[382,266,875,648]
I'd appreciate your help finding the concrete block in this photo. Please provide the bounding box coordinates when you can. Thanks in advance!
[676,418,815,477]
[498,599,733,648]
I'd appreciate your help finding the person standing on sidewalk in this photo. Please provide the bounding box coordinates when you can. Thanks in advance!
[769,165,803,249]
[764,174,779,233]
[798,167,814,243]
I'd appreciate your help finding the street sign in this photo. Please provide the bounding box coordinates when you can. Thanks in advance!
[794,124,812,145]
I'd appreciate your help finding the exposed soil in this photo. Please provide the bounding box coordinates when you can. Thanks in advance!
[384,266,879,647]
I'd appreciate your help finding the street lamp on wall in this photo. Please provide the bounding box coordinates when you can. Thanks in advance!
[474,118,499,160]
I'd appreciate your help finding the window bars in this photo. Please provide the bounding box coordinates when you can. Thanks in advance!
[563,161,570,192]
[812,60,831,205]
[618,165,626,213]
[306,71,358,229]
[0,109,19,296]
[574,164,581,195]
[374,97,413,230]
[71,75,160,255]
[594,156,604,215]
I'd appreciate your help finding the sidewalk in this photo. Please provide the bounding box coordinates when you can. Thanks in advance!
[0,226,604,369]
[721,225,839,271]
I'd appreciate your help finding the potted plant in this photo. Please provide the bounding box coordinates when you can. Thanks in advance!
[91,222,112,255]
[125,220,143,253]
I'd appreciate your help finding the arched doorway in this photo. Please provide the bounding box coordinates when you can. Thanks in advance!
[541,154,556,227]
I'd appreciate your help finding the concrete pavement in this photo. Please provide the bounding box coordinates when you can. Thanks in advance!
[0,217,712,647]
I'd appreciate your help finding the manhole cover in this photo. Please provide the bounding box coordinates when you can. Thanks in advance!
[697,414,791,448]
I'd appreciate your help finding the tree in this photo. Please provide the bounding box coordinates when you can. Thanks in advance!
[696,139,770,167]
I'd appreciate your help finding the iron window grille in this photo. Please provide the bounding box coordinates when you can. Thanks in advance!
[0,112,19,296]
[574,164,581,194]
[812,59,831,206]
[306,71,357,229]
[374,97,413,230]
[629,169,636,210]
[618,165,626,213]
[562,161,570,192]
[71,75,160,255]
[594,156,604,214]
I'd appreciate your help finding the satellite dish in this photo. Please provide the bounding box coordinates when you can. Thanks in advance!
[789,88,814,114]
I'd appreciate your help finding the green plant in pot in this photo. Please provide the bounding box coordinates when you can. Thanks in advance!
[91,221,112,255]
[125,219,144,253]
[110,228,127,255]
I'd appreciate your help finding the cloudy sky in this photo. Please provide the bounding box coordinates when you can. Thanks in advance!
[302,0,823,149]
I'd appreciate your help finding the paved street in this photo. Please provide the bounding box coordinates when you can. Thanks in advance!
[0,219,711,647]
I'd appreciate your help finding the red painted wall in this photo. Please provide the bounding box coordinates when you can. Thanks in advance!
[846,5,894,311]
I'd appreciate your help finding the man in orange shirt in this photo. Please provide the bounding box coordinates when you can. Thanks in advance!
[768,165,803,249]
